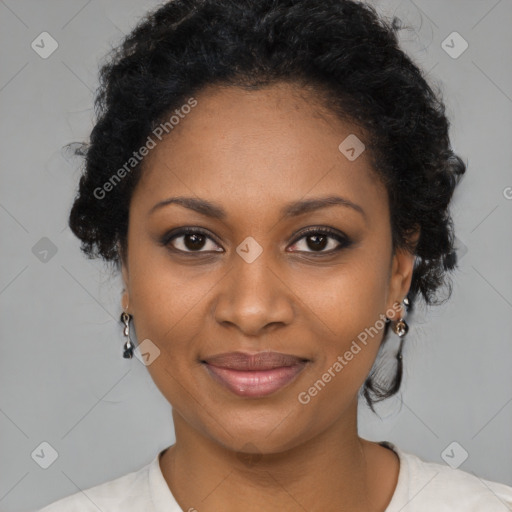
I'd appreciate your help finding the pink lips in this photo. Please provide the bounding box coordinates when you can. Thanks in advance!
[203,351,308,398]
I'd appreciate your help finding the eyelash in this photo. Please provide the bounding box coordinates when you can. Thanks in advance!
[160,226,352,256]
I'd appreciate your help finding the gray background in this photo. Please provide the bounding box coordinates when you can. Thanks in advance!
[1,1,511,511]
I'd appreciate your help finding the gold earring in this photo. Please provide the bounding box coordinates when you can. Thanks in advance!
[393,300,409,338]
[394,317,409,337]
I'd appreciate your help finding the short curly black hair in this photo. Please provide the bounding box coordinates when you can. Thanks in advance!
[68,0,466,410]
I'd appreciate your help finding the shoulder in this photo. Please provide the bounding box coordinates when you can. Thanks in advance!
[384,442,512,512]
[35,455,155,512]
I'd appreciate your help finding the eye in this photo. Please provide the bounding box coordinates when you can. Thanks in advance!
[163,228,223,253]
[287,227,352,254]
[161,226,352,255]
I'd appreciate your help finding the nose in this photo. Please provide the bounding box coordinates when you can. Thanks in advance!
[213,254,295,337]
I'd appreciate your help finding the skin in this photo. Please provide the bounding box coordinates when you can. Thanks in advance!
[120,82,419,511]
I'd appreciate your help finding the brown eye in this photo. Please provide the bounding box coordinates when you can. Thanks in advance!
[288,228,352,254]
[304,233,329,251]
[163,228,223,253]
[180,233,208,251]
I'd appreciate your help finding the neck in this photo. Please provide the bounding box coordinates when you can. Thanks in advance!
[159,400,393,512]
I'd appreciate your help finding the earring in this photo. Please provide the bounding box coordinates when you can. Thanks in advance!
[121,312,134,359]
[394,317,409,338]
[392,301,409,361]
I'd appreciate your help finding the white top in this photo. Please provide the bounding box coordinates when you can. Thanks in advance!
[36,442,512,511]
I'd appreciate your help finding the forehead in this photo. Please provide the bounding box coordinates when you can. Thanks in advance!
[132,83,388,222]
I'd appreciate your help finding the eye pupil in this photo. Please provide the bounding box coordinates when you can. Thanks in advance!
[307,234,328,251]
[185,233,206,251]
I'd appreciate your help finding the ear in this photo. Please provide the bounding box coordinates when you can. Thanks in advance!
[119,242,131,313]
[385,229,420,318]
[121,268,130,311]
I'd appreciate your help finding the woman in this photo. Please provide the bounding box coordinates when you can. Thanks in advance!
[37,0,512,510]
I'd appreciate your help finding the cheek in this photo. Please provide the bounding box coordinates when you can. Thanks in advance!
[292,248,391,393]
[125,250,212,410]
[296,249,390,343]
[126,252,207,411]
[127,237,211,337]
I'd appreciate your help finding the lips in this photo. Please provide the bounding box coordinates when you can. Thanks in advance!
[202,351,308,398]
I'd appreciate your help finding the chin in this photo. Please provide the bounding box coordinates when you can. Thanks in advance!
[201,403,314,455]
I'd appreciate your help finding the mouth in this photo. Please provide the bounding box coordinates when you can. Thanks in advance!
[201,351,309,398]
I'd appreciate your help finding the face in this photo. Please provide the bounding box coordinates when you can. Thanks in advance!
[121,82,415,454]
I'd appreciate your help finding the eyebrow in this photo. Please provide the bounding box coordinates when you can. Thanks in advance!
[149,195,366,221]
